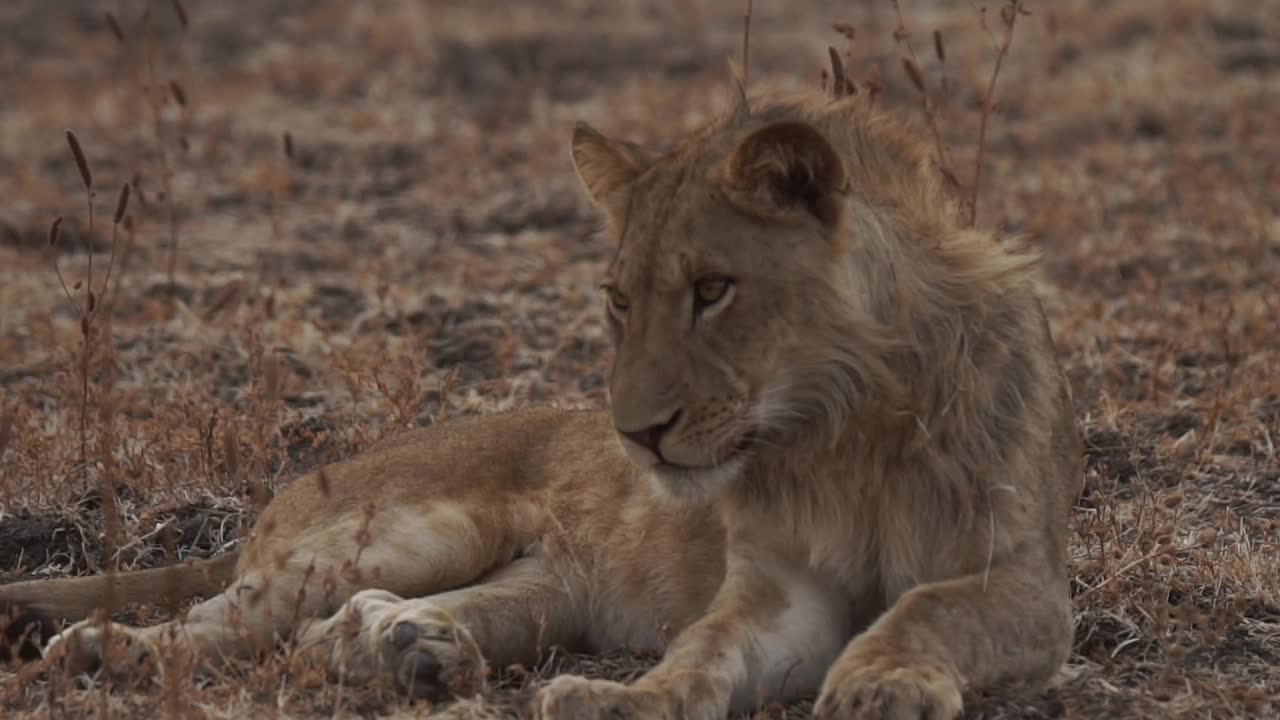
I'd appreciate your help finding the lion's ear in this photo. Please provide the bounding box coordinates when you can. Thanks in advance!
[571,122,648,217]
[724,121,847,226]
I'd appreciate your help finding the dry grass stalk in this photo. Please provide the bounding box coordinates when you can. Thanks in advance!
[112,184,130,225]
[45,131,128,707]
[969,0,1027,227]
[95,398,122,706]
[826,23,859,97]
[0,404,15,460]
[932,29,952,102]
[888,2,958,200]
[168,79,186,107]
[741,0,752,89]
[62,130,98,461]
[902,56,925,93]
[170,0,188,30]
[827,47,848,99]
[103,13,125,45]
[49,217,76,305]
[132,4,186,309]
[268,129,296,259]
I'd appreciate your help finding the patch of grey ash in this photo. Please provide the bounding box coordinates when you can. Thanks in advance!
[0,513,92,579]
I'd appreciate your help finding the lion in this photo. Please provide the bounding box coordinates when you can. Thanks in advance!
[0,82,1082,719]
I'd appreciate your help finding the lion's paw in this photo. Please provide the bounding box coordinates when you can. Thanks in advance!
[815,656,962,720]
[45,620,156,682]
[376,602,487,702]
[538,675,674,720]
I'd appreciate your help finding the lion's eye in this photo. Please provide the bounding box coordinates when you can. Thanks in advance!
[694,276,733,309]
[603,284,630,317]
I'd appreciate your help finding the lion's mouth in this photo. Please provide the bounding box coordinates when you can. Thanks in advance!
[654,430,760,473]
[730,430,761,456]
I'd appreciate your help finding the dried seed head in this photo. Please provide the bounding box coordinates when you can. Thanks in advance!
[831,21,855,40]
[902,57,925,93]
[65,129,92,190]
[933,30,946,62]
[49,217,63,247]
[941,166,963,191]
[113,183,130,224]
[169,80,187,107]
[88,290,96,312]
[282,131,294,159]
[1001,2,1017,27]
[73,280,83,290]
[828,47,847,99]
[170,0,189,29]
[104,12,125,44]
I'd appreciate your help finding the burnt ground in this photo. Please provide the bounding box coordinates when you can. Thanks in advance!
[1,0,1278,717]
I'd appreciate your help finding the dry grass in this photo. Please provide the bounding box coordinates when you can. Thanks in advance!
[1,0,1278,717]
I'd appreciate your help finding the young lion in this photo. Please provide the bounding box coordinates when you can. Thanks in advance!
[1,86,1081,719]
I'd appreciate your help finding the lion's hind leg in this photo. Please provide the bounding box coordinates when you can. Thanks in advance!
[44,566,315,682]
[44,497,540,690]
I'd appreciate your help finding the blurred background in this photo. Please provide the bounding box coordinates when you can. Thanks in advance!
[0,1,1277,717]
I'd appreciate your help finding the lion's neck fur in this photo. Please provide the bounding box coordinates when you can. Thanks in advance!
[715,93,1057,587]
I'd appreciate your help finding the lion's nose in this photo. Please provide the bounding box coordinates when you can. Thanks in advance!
[617,410,682,456]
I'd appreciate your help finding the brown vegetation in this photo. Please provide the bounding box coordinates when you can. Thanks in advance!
[0,0,1277,717]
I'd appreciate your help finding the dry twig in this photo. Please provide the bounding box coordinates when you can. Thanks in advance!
[889,2,960,197]
[969,0,1027,227]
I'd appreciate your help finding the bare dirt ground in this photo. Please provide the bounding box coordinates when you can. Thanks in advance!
[1,0,1277,717]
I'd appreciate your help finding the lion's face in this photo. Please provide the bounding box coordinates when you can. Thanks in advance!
[571,118,855,499]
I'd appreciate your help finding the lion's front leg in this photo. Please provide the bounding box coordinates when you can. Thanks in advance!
[296,588,488,701]
[815,568,1072,720]
[299,555,584,703]
[540,551,848,720]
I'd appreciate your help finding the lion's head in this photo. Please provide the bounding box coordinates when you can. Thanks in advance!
[569,95,931,500]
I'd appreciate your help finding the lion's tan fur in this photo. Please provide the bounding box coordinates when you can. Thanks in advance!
[1,88,1080,720]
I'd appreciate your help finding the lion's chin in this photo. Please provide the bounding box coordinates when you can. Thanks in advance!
[648,456,747,502]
